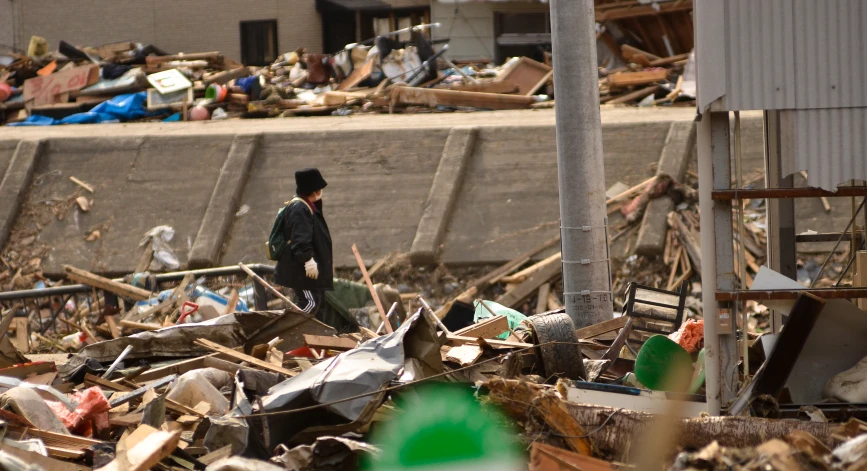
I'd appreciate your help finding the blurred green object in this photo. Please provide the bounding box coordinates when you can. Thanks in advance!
[368,384,522,471]
[688,348,707,394]
[473,300,527,340]
[635,335,693,392]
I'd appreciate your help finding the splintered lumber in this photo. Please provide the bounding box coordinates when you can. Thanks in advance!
[436,235,561,318]
[535,284,551,314]
[453,315,509,340]
[485,379,838,461]
[63,265,151,301]
[500,252,562,284]
[607,69,669,88]
[351,244,392,333]
[303,334,357,351]
[195,338,297,377]
[495,255,562,309]
[101,430,180,471]
[620,44,662,64]
[531,443,615,471]
[391,86,535,110]
[446,335,532,349]
[575,316,628,339]
[8,425,102,450]
[105,315,121,339]
[668,212,702,273]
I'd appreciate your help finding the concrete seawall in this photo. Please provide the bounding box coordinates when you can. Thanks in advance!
[0,108,803,276]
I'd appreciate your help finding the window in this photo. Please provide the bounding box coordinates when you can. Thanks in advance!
[240,20,278,66]
[494,12,552,64]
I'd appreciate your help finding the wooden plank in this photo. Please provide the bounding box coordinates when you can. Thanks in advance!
[604,85,659,105]
[525,69,554,97]
[86,373,133,392]
[607,69,669,89]
[445,345,483,366]
[11,317,28,352]
[453,315,509,340]
[69,176,95,193]
[105,315,121,339]
[303,334,357,351]
[64,265,151,301]
[120,320,161,331]
[500,252,562,284]
[497,57,553,95]
[101,430,180,471]
[109,413,144,427]
[351,244,392,333]
[446,335,532,349]
[530,443,615,471]
[239,263,302,311]
[0,444,90,471]
[441,81,519,94]
[131,355,211,383]
[109,375,176,408]
[195,338,297,376]
[199,445,233,465]
[8,425,103,449]
[575,316,628,340]
[535,283,551,314]
[337,60,374,91]
[391,86,535,110]
[495,256,562,309]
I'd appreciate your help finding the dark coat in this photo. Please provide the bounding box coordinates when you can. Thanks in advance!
[274,198,333,291]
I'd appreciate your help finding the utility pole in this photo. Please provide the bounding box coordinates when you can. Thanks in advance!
[549,0,612,328]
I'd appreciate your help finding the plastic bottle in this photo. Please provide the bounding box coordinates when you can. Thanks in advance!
[60,332,87,350]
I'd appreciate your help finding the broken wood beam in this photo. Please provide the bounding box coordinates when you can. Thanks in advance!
[64,265,152,301]
[391,86,535,110]
[195,338,297,376]
[303,334,358,351]
[351,244,392,333]
[607,70,669,89]
[495,255,562,309]
[101,430,180,471]
[452,314,509,340]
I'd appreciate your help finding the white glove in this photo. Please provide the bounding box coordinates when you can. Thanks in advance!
[304,258,319,280]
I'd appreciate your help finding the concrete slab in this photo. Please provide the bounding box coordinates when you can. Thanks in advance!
[635,122,696,256]
[0,140,42,250]
[219,129,450,269]
[440,121,674,265]
[35,136,233,275]
[410,127,477,265]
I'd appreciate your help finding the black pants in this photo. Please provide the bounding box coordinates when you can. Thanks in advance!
[294,289,323,316]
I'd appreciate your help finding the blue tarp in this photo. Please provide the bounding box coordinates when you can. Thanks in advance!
[7,92,166,126]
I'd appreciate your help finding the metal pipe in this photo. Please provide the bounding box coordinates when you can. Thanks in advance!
[102,345,134,379]
[696,113,721,415]
[549,0,611,328]
[0,264,276,301]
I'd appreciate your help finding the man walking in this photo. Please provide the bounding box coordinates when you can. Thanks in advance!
[274,168,333,317]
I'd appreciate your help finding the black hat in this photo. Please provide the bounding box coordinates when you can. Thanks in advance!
[295,168,328,195]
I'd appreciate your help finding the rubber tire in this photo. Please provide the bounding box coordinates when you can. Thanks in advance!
[529,312,587,382]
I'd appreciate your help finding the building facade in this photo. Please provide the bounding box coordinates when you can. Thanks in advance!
[1,0,323,64]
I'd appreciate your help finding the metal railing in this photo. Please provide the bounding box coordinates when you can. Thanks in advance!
[0,264,276,337]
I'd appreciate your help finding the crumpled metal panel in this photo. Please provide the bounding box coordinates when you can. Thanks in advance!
[259,310,442,446]
[780,107,867,190]
[696,0,867,112]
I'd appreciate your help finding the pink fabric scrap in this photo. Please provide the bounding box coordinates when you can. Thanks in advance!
[668,319,704,354]
[47,386,110,435]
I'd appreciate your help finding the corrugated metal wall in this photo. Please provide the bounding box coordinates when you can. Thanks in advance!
[696,0,867,112]
[780,108,867,189]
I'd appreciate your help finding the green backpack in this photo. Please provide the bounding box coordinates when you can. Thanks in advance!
[266,197,312,261]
